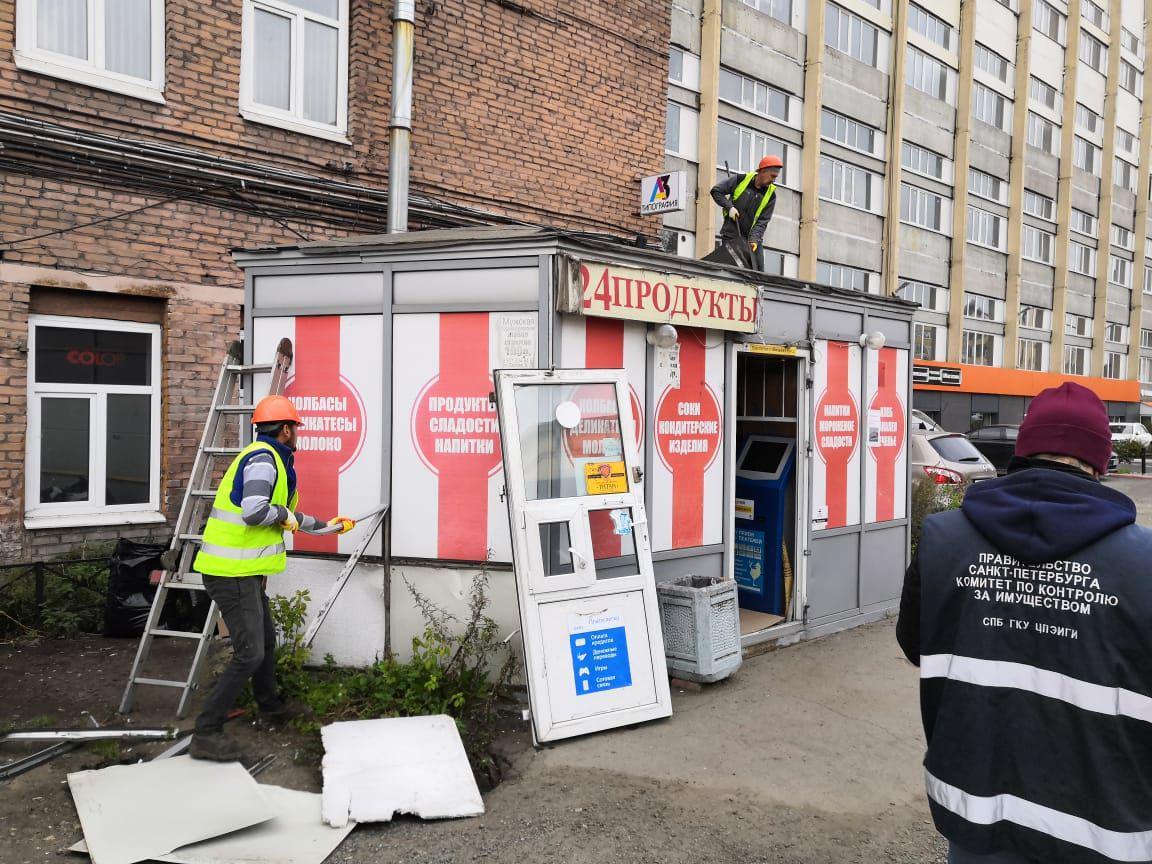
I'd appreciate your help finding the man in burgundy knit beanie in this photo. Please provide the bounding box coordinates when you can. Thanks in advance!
[1014,381,1113,476]
[898,381,1148,864]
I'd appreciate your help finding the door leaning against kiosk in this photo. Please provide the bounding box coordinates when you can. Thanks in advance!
[495,369,672,744]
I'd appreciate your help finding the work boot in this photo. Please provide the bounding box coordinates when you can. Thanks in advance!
[188,731,245,762]
[258,697,314,726]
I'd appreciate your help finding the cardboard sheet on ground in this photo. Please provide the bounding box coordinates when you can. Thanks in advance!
[320,715,485,827]
[67,756,276,864]
[71,785,353,864]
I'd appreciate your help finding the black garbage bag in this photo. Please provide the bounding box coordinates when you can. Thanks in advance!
[103,538,166,637]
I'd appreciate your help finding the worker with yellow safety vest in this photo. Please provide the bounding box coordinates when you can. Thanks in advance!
[710,154,782,271]
[189,394,354,762]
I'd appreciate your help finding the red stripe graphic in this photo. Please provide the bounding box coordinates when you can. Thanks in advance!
[815,342,857,529]
[290,317,341,554]
[585,319,626,557]
[869,348,905,523]
[655,330,720,549]
[431,314,498,561]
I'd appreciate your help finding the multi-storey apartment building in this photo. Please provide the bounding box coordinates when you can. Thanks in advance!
[663,0,1150,429]
[0,0,671,561]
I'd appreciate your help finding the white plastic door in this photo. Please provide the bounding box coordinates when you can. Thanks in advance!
[495,369,672,743]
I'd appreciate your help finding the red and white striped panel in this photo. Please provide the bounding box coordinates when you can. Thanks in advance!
[650,328,725,552]
[252,316,384,556]
[865,347,909,524]
[812,340,862,531]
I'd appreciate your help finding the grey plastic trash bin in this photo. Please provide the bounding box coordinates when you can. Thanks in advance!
[656,575,742,683]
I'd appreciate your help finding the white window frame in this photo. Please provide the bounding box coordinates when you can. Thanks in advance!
[1071,208,1099,238]
[1112,224,1135,250]
[240,0,350,142]
[1110,254,1132,288]
[900,182,948,232]
[1033,0,1067,44]
[1065,312,1092,337]
[1064,344,1089,375]
[1117,128,1138,157]
[1120,60,1141,95]
[1028,76,1059,111]
[1145,265,1152,295]
[902,140,951,181]
[1140,355,1152,385]
[14,0,166,101]
[1105,322,1129,344]
[974,43,1011,83]
[1026,112,1058,154]
[1023,189,1055,221]
[1115,158,1138,193]
[1103,351,1126,380]
[967,205,1007,252]
[741,0,792,25]
[1018,305,1052,331]
[25,314,163,526]
[720,67,794,124]
[908,2,955,50]
[900,279,949,312]
[963,292,1005,322]
[819,155,880,213]
[1073,136,1101,175]
[717,120,789,183]
[816,260,879,294]
[968,167,1007,205]
[1017,338,1050,371]
[1069,241,1098,276]
[821,108,882,156]
[666,101,700,161]
[1081,0,1108,31]
[1075,103,1102,135]
[1142,328,1152,350]
[914,322,945,361]
[907,45,955,101]
[825,3,881,67]
[961,330,1002,366]
[1022,224,1055,264]
[971,81,1008,130]
[1079,31,1107,73]
[669,46,702,91]
[1121,27,1142,56]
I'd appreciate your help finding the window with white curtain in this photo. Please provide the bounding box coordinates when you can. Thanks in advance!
[821,109,880,155]
[15,0,165,99]
[1120,60,1142,94]
[967,206,1006,251]
[1079,31,1107,73]
[1023,190,1055,221]
[974,44,1011,82]
[971,82,1007,129]
[1069,241,1097,276]
[1075,103,1102,134]
[1026,112,1058,153]
[819,156,878,211]
[1071,208,1098,237]
[1122,27,1142,55]
[1033,0,1066,44]
[907,46,954,100]
[969,168,1006,204]
[900,279,948,311]
[1103,352,1126,380]
[908,3,954,50]
[1081,0,1108,30]
[1018,339,1049,371]
[963,293,1004,322]
[241,0,349,139]
[1022,225,1055,264]
[1028,76,1058,111]
[902,141,949,180]
[1112,224,1135,250]
[1066,313,1092,337]
[1105,322,1129,344]
[962,331,999,366]
[1146,266,1152,295]
[1115,158,1138,193]
[1117,128,1138,157]
[717,120,787,178]
[1019,306,1052,330]
[1110,255,1132,288]
[1064,345,1089,375]
[1073,136,1101,174]
[914,323,944,360]
[825,4,881,66]
[1140,356,1152,384]
[900,183,947,231]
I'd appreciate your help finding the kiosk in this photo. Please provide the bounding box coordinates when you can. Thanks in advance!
[734,436,795,614]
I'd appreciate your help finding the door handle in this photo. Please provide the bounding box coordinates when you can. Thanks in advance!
[568,547,588,570]
[632,467,644,483]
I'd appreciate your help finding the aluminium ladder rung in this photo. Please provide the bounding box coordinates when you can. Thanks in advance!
[204,447,242,455]
[190,490,215,498]
[178,533,204,542]
[225,363,273,373]
[162,579,206,590]
[131,677,187,689]
[214,404,257,413]
[148,629,203,640]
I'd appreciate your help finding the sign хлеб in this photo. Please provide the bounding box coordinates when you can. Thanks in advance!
[564,260,758,334]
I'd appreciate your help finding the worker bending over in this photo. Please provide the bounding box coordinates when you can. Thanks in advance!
[710,154,781,270]
[189,395,354,762]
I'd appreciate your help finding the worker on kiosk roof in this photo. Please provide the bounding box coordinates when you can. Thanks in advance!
[188,395,355,763]
[710,154,781,271]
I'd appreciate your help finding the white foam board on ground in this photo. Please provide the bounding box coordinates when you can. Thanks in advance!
[67,756,276,864]
[70,785,353,864]
[320,715,485,828]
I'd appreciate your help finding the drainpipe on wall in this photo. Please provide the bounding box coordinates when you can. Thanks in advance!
[388,0,416,233]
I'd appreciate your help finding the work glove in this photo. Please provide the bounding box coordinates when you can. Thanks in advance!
[328,517,356,535]
[727,206,740,221]
[280,510,300,534]
[750,241,759,252]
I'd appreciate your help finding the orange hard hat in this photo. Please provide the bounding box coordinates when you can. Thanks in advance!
[758,154,784,171]
[252,395,301,425]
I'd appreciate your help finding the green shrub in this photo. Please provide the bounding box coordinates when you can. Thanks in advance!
[0,542,115,638]
[910,480,966,557]
[1114,440,1145,463]
[269,573,518,777]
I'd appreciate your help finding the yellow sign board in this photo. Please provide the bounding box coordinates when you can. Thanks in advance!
[584,461,628,495]
[747,343,797,357]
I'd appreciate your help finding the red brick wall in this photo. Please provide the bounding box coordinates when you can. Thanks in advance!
[0,0,670,237]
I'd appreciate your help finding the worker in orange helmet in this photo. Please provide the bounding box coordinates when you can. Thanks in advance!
[189,394,355,763]
[710,154,782,271]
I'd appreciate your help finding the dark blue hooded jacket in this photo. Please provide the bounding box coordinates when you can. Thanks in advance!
[898,460,1152,863]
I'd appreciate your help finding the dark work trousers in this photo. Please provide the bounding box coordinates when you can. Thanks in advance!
[194,574,278,733]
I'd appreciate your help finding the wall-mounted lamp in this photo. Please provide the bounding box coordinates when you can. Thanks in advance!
[646,323,679,349]
[858,331,886,350]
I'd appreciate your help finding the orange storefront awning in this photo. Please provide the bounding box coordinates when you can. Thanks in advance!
[913,360,1141,403]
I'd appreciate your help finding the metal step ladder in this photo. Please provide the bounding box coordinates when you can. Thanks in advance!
[119,338,293,717]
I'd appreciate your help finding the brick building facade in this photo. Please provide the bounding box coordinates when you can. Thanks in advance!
[0,0,670,561]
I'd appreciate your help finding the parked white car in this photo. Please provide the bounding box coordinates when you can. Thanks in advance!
[1110,422,1152,450]
[911,409,944,432]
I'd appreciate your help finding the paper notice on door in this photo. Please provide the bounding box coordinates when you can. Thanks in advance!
[497,315,537,369]
[867,408,883,445]
[583,460,628,494]
[655,343,681,389]
[568,608,632,696]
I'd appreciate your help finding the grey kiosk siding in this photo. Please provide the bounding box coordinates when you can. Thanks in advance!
[236,228,916,659]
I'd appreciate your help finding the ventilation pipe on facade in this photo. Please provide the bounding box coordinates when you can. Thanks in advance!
[388,0,416,233]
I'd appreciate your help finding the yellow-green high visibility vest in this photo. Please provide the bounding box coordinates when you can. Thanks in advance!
[194,441,300,578]
[731,172,776,225]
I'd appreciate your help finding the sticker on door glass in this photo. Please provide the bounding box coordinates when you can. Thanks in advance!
[609,508,633,536]
[583,461,627,495]
[568,609,632,696]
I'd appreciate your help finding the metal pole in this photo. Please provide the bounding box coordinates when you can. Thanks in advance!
[388,0,416,233]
